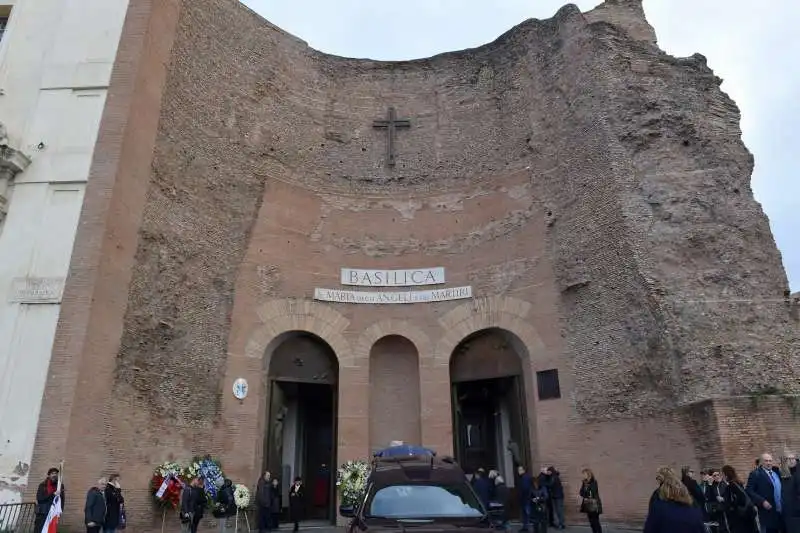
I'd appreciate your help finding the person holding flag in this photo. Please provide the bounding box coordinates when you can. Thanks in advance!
[34,466,65,533]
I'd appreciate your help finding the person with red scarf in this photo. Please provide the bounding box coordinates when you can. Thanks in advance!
[34,467,66,533]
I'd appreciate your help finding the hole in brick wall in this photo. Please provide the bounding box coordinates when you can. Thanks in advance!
[536,369,561,400]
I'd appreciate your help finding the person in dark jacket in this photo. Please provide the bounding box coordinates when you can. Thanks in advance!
[34,467,66,533]
[103,474,124,533]
[180,477,206,533]
[780,455,800,533]
[288,477,305,532]
[681,466,708,520]
[746,453,784,533]
[517,465,533,532]
[271,478,282,529]
[530,476,549,533]
[215,478,236,533]
[256,471,274,533]
[472,469,491,509]
[643,474,706,533]
[721,465,758,533]
[546,467,565,530]
[491,475,510,530]
[579,469,602,533]
[84,477,108,533]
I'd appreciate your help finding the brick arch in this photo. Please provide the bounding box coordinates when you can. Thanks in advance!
[422,295,545,459]
[244,298,353,367]
[434,295,544,364]
[354,319,433,366]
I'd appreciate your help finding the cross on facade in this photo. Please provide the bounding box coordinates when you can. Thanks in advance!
[372,106,410,167]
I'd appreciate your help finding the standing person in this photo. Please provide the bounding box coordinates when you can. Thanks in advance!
[579,469,603,533]
[473,469,491,509]
[721,465,758,533]
[104,474,124,533]
[546,467,565,530]
[289,477,305,532]
[530,476,549,533]
[746,453,783,533]
[256,470,274,533]
[492,475,510,530]
[34,467,66,533]
[643,473,705,533]
[180,477,206,533]
[517,465,533,532]
[682,466,708,520]
[84,477,107,533]
[215,478,236,533]
[780,455,800,533]
[271,477,282,529]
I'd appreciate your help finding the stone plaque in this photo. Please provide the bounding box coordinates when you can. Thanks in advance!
[314,286,472,304]
[8,277,65,303]
[341,267,445,287]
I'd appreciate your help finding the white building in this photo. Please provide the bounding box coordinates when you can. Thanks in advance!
[0,0,129,504]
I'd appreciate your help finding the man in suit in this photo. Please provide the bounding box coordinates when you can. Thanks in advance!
[746,453,783,533]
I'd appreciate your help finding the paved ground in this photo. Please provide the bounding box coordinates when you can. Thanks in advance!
[271,522,639,533]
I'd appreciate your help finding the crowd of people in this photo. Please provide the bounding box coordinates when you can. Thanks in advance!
[468,464,602,533]
[646,452,800,533]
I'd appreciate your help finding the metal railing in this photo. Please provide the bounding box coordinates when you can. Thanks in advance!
[0,502,36,533]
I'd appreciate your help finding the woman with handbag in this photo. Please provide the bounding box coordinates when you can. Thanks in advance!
[721,465,758,533]
[579,469,602,533]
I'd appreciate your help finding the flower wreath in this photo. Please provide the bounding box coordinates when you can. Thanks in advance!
[186,455,225,502]
[233,484,251,509]
[336,460,370,506]
[151,461,185,509]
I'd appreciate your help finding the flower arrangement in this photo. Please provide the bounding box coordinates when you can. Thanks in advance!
[190,455,225,501]
[233,484,250,509]
[336,460,370,506]
[150,461,185,509]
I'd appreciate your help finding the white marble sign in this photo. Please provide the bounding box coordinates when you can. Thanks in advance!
[8,277,65,303]
[341,267,445,287]
[314,286,472,304]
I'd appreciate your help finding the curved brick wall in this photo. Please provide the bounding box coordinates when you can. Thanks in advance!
[30,0,799,529]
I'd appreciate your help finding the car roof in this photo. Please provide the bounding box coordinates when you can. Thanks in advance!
[369,455,468,487]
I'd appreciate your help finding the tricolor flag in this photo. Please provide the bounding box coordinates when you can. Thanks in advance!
[41,466,63,533]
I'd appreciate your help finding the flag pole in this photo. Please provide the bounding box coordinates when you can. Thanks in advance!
[56,460,64,494]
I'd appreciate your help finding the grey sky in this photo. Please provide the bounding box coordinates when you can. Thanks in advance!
[241,0,799,291]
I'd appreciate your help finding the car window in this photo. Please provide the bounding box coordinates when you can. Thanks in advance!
[366,484,483,518]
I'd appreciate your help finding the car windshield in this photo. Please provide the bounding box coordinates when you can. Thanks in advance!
[366,484,484,518]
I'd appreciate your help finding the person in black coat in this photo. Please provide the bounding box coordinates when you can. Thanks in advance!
[547,467,565,529]
[271,478,282,529]
[746,454,784,533]
[180,477,206,533]
[288,477,305,532]
[643,475,706,533]
[681,466,708,520]
[214,478,236,533]
[472,469,491,509]
[721,465,758,533]
[256,471,274,533]
[34,467,66,533]
[103,474,124,533]
[84,477,107,533]
[491,475,510,530]
[579,469,602,533]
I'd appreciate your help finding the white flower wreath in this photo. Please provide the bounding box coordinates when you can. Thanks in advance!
[155,461,184,478]
[336,460,370,506]
[233,484,250,509]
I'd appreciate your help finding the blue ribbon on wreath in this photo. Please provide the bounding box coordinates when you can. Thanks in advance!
[199,459,222,499]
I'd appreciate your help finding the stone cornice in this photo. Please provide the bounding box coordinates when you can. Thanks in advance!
[0,125,33,222]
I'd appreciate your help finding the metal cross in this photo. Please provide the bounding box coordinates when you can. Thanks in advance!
[372,106,410,167]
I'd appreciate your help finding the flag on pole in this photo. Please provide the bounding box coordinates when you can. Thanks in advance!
[41,463,63,533]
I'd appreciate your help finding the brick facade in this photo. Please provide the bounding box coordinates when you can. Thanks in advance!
[29,0,799,530]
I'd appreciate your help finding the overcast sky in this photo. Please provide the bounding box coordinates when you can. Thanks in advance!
[241,0,799,292]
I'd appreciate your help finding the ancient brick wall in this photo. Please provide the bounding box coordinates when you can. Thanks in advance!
[30,0,799,529]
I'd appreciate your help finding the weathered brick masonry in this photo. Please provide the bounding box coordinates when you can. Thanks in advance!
[29,0,799,529]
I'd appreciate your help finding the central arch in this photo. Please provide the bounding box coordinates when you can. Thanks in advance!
[265,331,339,524]
[449,327,533,517]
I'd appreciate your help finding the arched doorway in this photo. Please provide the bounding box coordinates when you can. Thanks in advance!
[266,331,338,523]
[450,328,531,486]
